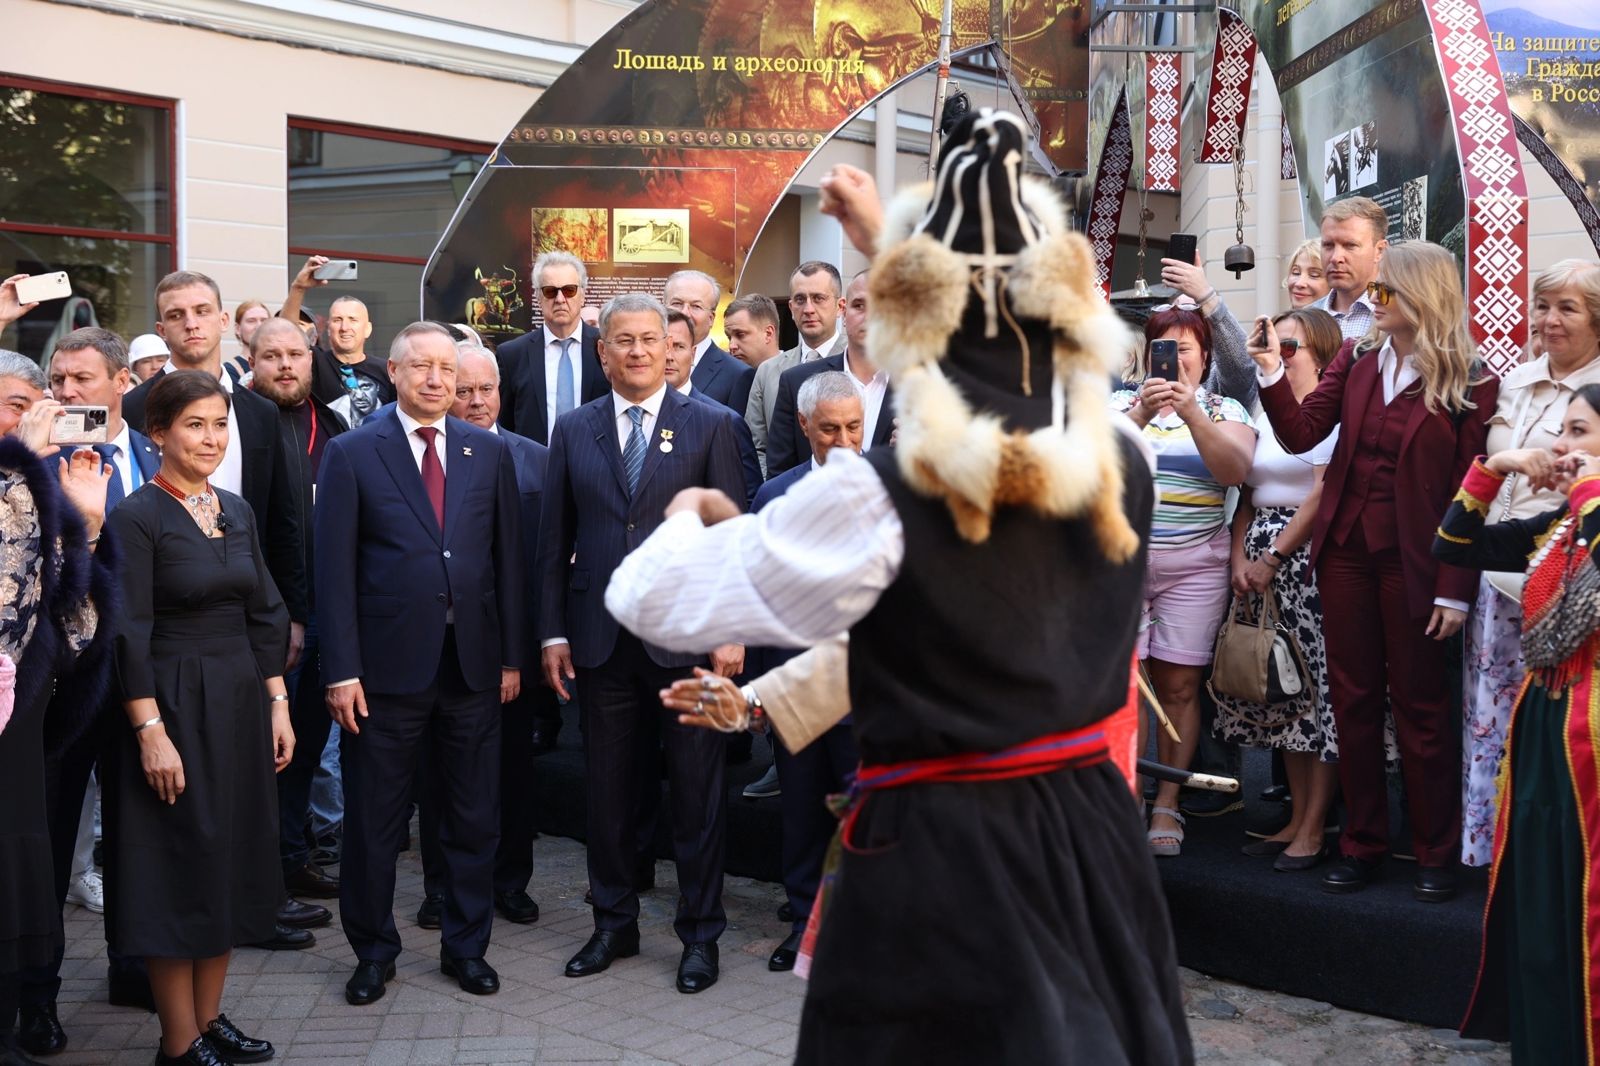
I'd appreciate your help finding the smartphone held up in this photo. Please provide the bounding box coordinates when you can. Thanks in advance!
[14,272,72,305]
[1147,338,1179,382]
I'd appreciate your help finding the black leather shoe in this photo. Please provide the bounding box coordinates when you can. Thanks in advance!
[494,889,539,924]
[777,902,796,924]
[530,720,560,755]
[440,955,500,995]
[676,942,719,994]
[17,1003,67,1055]
[202,1012,273,1063]
[283,862,340,899]
[108,965,156,1012]
[248,923,314,950]
[1414,866,1458,903]
[1259,784,1291,803]
[345,960,397,1006]
[565,926,640,977]
[277,897,331,929]
[1321,856,1382,894]
[767,930,802,973]
[416,894,443,929]
[153,1035,230,1065]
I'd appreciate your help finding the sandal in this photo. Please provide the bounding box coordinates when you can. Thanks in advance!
[1147,806,1186,857]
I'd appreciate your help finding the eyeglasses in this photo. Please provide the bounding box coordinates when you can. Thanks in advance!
[540,285,580,301]
[1365,281,1400,306]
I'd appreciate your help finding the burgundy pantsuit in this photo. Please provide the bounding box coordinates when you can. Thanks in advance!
[1259,340,1497,866]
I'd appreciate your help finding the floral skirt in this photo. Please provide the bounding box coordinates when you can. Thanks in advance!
[1461,575,1524,867]
[1213,507,1338,760]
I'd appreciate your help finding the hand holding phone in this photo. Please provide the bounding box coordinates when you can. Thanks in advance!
[1252,315,1272,350]
[49,405,110,445]
[313,260,358,281]
[1147,338,1179,382]
[13,272,71,306]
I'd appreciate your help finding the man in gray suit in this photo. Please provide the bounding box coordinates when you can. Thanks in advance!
[744,261,845,474]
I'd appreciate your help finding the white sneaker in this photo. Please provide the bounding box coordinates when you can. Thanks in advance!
[66,870,104,914]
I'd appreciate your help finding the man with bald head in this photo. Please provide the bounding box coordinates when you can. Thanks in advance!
[664,269,753,414]
[316,322,525,1005]
[280,256,396,427]
[411,343,552,929]
[251,317,351,910]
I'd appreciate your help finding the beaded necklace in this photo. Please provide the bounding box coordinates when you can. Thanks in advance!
[1521,514,1600,690]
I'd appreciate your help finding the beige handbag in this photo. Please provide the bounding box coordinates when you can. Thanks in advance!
[1208,593,1311,720]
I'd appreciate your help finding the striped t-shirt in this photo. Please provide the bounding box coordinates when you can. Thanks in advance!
[1111,388,1254,547]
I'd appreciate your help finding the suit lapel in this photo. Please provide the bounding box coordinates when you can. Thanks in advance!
[590,400,631,499]
[691,351,721,394]
[528,328,551,442]
[442,419,474,545]
[635,391,686,499]
[1346,349,1381,432]
[873,384,896,447]
[129,430,160,480]
[375,414,443,545]
[1399,380,1437,455]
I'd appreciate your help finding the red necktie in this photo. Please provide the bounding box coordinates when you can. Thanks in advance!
[415,426,444,529]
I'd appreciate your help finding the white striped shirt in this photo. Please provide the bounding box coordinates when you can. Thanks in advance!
[605,449,904,652]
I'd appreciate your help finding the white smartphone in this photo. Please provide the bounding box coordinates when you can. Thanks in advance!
[50,405,110,445]
[14,272,72,304]
[313,260,359,281]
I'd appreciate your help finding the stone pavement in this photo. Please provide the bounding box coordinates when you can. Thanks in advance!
[49,835,1509,1064]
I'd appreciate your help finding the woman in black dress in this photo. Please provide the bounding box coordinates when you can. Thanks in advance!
[104,371,292,1066]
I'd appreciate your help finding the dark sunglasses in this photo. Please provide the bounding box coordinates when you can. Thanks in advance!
[540,284,580,300]
[1365,281,1400,306]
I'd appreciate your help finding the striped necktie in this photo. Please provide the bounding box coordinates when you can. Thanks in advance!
[622,406,646,496]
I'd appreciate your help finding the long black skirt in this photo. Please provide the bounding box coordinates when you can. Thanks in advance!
[0,679,59,974]
[103,630,279,958]
[797,761,1192,1065]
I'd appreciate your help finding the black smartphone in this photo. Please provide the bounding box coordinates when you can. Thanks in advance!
[1147,338,1179,381]
[1253,316,1271,348]
[1167,233,1197,266]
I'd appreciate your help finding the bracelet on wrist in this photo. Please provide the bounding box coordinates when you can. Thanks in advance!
[134,715,163,733]
[1268,547,1291,566]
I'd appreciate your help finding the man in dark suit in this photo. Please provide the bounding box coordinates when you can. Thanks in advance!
[17,327,162,1052]
[123,271,308,657]
[746,371,866,972]
[494,251,608,445]
[538,293,745,994]
[414,342,553,929]
[767,271,893,476]
[249,318,349,917]
[666,311,761,508]
[665,269,754,415]
[316,322,524,1006]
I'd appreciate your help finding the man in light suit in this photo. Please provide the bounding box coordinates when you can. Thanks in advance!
[744,262,844,473]
[665,269,753,415]
[767,270,893,477]
[415,343,553,929]
[537,293,745,994]
[495,251,608,445]
[316,322,524,1007]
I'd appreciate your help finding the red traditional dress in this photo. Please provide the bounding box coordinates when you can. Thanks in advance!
[1438,461,1600,1062]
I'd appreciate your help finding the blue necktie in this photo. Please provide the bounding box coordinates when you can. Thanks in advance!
[556,337,577,418]
[93,444,124,510]
[622,406,646,497]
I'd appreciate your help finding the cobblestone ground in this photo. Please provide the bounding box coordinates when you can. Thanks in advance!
[49,835,1508,1064]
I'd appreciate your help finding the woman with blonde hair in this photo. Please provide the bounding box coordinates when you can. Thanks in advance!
[1250,240,1499,903]
[1459,258,1600,867]
[1283,239,1329,309]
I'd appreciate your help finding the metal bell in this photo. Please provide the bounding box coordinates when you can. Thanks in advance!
[1224,242,1255,277]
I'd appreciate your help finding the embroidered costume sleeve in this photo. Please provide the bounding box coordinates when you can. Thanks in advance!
[1433,458,1569,572]
[0,472,44,666]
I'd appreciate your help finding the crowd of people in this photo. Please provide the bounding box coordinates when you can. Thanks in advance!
[0,149,1596,1064]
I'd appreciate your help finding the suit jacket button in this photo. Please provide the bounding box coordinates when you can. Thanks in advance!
[443,549,452,558]
[436,593,447,603]
[627,522,636,532]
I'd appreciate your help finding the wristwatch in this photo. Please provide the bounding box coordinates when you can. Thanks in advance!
[740,684,765,728]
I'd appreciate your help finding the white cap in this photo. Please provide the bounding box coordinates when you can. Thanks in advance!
[128,334,169,360]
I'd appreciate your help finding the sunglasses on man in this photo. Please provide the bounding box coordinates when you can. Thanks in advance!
[540,284,581,300]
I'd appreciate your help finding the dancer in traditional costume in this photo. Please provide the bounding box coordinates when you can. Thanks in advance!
[606,109,1191,1065]
[1441,382,1600,1063]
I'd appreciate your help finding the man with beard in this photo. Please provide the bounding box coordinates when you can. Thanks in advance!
[249,317,350,924]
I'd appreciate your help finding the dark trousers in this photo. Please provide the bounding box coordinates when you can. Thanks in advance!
[339,629,501,962]
[421,683,555,898]
[1319,534,1460,866]
[775,722,856,932]
[278,615,324,873]
[577,632,727,946]
[19,710,140,1009]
